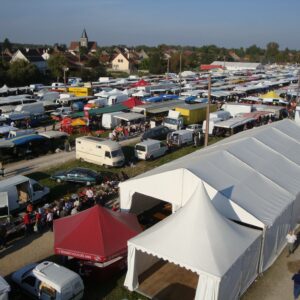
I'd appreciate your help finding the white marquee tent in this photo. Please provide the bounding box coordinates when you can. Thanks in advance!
[120,119,300,271]
[125,183,262,300]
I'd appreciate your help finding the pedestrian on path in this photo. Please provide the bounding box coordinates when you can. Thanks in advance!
[292,270,300,299]
[286,230,297,257]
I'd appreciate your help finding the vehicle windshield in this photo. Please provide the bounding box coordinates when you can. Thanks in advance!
[135,145,146,152]
[111,149,123,158]
[164,118,178,125]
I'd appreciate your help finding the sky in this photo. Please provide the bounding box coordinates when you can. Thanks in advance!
[1,0,300,49]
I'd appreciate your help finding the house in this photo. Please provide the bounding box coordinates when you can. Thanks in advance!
[10,49,47,73]
[68,29,97,54]
[111,52,137,73]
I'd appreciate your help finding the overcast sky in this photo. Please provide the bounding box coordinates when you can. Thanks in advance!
[1,0,299,49]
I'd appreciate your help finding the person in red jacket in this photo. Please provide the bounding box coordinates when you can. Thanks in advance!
[23,212,32,236]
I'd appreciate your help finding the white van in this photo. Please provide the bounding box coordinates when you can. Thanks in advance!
[135,139,168,160]
[0,175,49,216]
[11,261,84,300]
[167,130,193,147]
[76,136,125,167]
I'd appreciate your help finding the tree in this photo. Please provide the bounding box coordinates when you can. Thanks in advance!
[265,42,280,63]
[7,60,41,86]
[47,53,68,81]
[139,58,149,70]
[0,61,9,86]
[2,38,12,51]
[148,49,166,74]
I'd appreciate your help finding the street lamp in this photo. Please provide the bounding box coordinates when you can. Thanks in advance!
[63,67,69,90]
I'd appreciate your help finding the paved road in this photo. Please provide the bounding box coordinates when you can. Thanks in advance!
[2,135,141,178]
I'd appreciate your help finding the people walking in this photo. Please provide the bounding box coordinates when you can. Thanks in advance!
[286,230,297,257]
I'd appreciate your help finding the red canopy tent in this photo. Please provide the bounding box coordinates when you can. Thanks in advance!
[54,205,142,263]
[130,79,150,87]
[122,97,144,109]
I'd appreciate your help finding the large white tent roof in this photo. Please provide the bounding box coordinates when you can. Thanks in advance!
[120,120,300,227]
[127,183,261,278]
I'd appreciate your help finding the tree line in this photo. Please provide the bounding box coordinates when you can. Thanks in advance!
[1,38,300,86]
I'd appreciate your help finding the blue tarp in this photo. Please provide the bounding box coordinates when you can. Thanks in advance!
[9,134,47,146]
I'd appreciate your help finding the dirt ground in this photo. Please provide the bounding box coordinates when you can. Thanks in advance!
[0,230,298,300]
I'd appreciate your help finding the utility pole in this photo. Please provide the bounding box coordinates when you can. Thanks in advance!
[204,74,212,147]
[296,71,300,105]
[167,58,170,76]
[179,51,182,96]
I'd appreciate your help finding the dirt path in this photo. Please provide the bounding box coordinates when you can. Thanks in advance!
[0,231,54,277]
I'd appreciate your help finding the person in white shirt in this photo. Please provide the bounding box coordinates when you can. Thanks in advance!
[286,230,297,257]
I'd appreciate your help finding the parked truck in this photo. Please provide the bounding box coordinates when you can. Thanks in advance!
[0,175,49,216]
[163,103,217,130]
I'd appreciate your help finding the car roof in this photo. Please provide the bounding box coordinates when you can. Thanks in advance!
[137,139,161,146]
[33,262,79,292]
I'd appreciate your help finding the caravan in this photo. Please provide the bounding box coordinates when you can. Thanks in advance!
[76,136,125,167]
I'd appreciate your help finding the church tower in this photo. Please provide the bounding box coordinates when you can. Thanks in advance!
[80,29,88,48]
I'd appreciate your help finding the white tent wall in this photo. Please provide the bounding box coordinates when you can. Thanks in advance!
[262,204,294,270]
[120,168,200,214]
[125,245,160,291]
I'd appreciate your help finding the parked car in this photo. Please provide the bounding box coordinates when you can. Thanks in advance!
[185,124,202,134]
[51,168,102,185]
[11,261,84,300]
[141,125,171,141]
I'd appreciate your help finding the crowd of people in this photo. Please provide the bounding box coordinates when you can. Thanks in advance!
[111,121,150,141]
[21,173,128,237]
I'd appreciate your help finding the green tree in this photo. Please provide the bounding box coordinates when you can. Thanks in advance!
[2,38,12,51]
[47,53,68,81]
[148,49,165,74]
[0,61,9,86]
[7,60,41,86]
[139,58,149,70]
[265,42,280,63]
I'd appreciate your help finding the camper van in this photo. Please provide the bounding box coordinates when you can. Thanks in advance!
[135,139,168,160]
[76,136,125,167]
[166,130,193,147]
[0,175,49,216]
[12,261,84,300]
[202,118,223,135]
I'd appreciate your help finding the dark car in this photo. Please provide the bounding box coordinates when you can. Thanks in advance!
[141,125,171,141]
[51,167,102,185]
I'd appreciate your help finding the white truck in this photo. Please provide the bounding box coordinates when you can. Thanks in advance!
[11,261,84,300]
[163,110,184,131]
[167,130,193,147]
[0,175,49,216]
[76,136,125,167]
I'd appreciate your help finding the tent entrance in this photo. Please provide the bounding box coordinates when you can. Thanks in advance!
[133,193,172,227]
[138,257,198,300]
